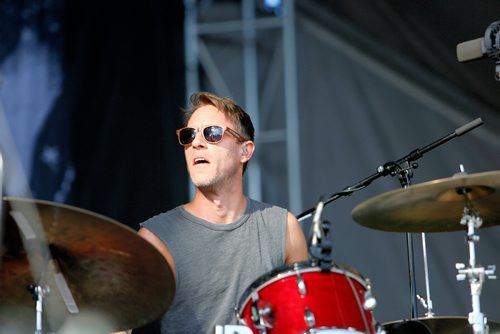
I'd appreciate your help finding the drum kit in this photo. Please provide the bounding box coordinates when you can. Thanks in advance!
[0,197,175,333]
[227,118,499,334]
[3,183,499,334]
[230,170,500,334]
[1,118,499,334]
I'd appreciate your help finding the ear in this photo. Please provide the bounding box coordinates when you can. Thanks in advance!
[240,141,255,163]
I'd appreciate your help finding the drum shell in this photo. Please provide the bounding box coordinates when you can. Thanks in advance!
[237,262,376,334]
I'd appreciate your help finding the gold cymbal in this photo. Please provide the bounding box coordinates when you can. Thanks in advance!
[383,316,500,334]
[352,171,500,233]
[0,197,174,332]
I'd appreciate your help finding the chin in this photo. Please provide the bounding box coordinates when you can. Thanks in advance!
[191,176,217,189]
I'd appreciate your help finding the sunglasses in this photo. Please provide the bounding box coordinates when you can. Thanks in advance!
[176,125,247,146]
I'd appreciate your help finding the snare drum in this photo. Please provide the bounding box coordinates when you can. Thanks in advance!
[236,262,377,334]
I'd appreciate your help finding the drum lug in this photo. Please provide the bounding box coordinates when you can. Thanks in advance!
[363,278,377,311]
[296,272,307,295]
[304,307,316,328]
[376,324,387,334]
[250,292,274,333]
[235,306,247,326]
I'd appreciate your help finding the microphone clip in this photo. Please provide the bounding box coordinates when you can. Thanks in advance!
[309,198,333,272]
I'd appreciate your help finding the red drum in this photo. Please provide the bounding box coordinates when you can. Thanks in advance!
[236,262,378,334]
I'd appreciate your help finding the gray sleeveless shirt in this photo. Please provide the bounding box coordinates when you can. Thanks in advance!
[140,198,287,333]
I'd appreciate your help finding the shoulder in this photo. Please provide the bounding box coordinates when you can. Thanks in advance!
[140,205,184,229]
[247,198,287,217]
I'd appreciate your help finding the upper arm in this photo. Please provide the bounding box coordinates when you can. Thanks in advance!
[138,227,176,279]
[284,212,309,264]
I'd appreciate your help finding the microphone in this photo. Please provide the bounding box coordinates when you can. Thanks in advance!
[457,21,500,62]
[456,38,486,62]
[456,21,500,80]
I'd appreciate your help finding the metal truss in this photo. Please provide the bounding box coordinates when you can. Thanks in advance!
[184,0,302,213]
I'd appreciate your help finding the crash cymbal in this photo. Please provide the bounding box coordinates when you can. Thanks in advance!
[352,171,500,233]
[0,197,174,333]
[383,316,500,334]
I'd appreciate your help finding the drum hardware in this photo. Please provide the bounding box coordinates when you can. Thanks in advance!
[0,197,175,333]
[351,170,500,232]
[296,270,307,295]
[250,291,273,332]
[25,265,81,334]
[391,160,419,319]
[353,169,500,333]
[416,294,433,318]
[307,200,381,332]
[343,269,375,332]
[237,262,381,334]
[27,284,50,334]
[298,117,484,222]
[9,205,79,334]
[362,279,377,311]
[298,118,484,319]
[454,205,496,334]
[308,199,333,272]
[304,307,316,328]
[420,230,434,318]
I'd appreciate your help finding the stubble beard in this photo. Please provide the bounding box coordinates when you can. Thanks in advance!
[191,171,221,191]
[190,163,239,192]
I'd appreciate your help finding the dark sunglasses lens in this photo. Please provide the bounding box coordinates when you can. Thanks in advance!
[179,128,196,145]
[203,126,224,143]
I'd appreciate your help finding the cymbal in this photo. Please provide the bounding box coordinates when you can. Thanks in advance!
[0,197,175,333]
[383,316,500,334]
[352,171,500,233]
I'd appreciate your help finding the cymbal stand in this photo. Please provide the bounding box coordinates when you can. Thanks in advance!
[26,262,78,334]
[394,161,419,319]
[28,284,51,334]
[419,232,434,318]
[455,206,496,334]
[10,209,80,333]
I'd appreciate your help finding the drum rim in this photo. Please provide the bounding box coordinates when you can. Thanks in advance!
[236,261,367,314]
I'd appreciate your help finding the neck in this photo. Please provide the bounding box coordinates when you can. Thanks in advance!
[184,185,247,225]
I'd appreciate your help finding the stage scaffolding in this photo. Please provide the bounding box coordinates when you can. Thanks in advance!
[183,0,302,213]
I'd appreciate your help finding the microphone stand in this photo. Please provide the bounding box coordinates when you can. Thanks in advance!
[297,117,484,319]
[297,117,483,221]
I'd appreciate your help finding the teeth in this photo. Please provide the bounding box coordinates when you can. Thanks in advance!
[194,158,207,164]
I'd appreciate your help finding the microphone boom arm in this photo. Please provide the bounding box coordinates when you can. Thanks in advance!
[297,117,484,221]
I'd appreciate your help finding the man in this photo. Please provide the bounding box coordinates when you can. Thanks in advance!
[137,92,308,333]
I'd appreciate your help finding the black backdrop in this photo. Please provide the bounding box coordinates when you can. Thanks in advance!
[26,2,188,332]
[29,0,189,228]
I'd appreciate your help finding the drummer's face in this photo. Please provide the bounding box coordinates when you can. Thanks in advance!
[184,105,244,189]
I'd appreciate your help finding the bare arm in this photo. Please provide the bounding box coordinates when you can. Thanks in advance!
[137,227,176,278]
[284,212,309,264]
[110,228,175,334]
[138,227,176,279]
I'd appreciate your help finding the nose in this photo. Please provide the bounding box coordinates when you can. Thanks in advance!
[191,128,206,148]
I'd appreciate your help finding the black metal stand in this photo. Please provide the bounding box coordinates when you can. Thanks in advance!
[297,117,484,319]
[297,117,484,221]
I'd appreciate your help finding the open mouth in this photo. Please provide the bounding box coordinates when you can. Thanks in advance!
[194,157,209,165]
